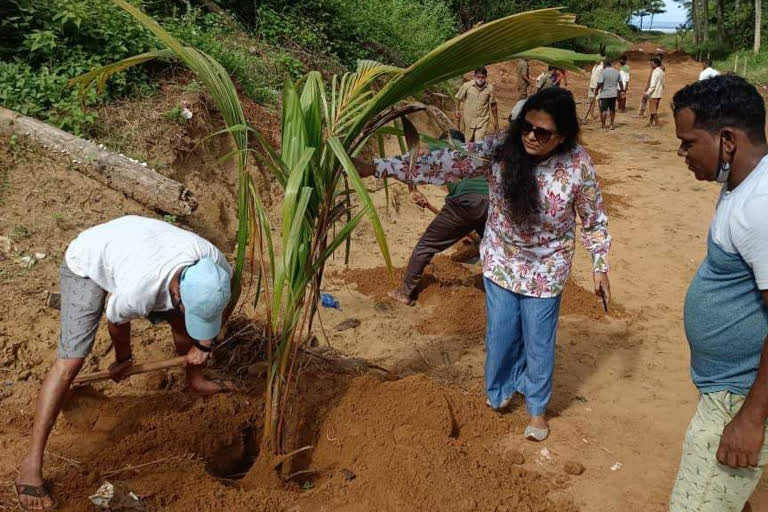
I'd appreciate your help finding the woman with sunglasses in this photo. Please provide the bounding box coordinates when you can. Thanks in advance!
[356,87,611,441]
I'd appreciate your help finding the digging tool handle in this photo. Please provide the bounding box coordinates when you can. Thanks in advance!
[73,356,187,386]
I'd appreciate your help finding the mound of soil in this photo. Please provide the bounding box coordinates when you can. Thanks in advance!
[337,255,626,339]
[305,374,577,511]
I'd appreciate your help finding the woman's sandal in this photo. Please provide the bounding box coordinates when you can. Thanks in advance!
[524,425,550,442]
[14,482,58,511]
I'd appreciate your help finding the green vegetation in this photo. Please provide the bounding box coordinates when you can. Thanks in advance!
[715,49,768,84]
[9,225,31,242]
[2,0,654,137]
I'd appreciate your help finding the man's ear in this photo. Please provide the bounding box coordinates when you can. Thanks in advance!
[721,129,737,160]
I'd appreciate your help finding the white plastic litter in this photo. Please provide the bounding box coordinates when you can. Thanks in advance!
[610,462,623,471]
[181,107,193,120]
[89,481,144,510]
[18,256,36,268]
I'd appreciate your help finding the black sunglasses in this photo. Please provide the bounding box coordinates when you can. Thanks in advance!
[520,119,555,144]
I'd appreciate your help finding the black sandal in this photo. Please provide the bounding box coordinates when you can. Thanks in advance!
[13,482,58,511]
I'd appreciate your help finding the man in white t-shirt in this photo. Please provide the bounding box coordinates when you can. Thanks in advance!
[699,59,720,81]
[14,216,233,510]
[645,57,666,127]
[584,58,604,121]
[670,74,768,512]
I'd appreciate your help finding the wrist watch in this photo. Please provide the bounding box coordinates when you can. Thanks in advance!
[192,339,213,353]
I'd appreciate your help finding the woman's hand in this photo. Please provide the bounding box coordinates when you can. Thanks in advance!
[593,271,611,305]
[352,157,375,178]
[410,189,428,208]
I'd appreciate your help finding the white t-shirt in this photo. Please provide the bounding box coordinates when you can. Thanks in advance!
[646,67,665,99]
[65,215,232,324]
[699,67,720,81]
[619,68,630,87]
[710,155,768,289]
[589,62,604,90]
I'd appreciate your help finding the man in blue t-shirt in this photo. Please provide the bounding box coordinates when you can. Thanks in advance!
[670,75,768,511]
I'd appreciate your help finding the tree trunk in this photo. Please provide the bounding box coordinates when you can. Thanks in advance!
[702,0,710,41]
[717,0,724,43]
[650,12,655,29]
[0,107,197,216]
[756,0,763,53]
[692,0,700,45]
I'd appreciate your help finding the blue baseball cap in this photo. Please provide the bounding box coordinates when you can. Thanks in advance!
[179,257,231,341]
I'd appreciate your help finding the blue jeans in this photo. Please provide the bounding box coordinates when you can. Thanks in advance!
[484,276,562,416]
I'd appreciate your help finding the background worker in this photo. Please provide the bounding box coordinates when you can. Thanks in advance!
[551,67,568,88]
[699,58,720,80]
[638,53,665,118]
[516,58,530,101]
[14,215,233,510]
[585,56,605,121]
[645,57,665,127]
[670,74,768,512]
[595,58,624,131]
[618,55,630,112]
[389,130,489,306]
[456,67,499,142]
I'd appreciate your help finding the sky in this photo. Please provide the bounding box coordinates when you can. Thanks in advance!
[654,0,687,23]
[629,0,688,27]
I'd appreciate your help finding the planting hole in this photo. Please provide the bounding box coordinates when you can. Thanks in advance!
[205,425,259,481]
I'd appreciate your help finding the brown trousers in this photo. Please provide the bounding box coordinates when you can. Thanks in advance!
[402,193,489,299]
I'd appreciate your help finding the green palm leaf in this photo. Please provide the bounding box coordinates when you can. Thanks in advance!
[327,137,393,280]
[346,8,602,145]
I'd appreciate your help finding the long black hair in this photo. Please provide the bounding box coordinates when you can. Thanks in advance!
[495,87,580,222]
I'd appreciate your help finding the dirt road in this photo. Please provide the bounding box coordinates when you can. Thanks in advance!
[321,49,768,510]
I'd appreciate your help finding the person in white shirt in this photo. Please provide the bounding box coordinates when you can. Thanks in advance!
[618,55,630,112]
[699,59,720,81]
[14,215,233,511]
[584,58,605,120]
[644,57,666,127]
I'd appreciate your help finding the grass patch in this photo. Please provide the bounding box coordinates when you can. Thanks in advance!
[9,225,31,242]
[715,50,768,85]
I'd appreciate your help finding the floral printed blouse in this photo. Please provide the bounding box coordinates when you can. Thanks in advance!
[373,136,611,298]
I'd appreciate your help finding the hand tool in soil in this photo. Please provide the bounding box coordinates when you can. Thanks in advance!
[72,356,187,386]
[600,288,608,313]
[583,95,597,123]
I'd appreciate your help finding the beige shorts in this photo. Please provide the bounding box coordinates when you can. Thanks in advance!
[669,391,768,512]
[464,124,488,143]
[649,97,661,114]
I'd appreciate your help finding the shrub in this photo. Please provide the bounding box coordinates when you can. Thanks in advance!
[0,0,157,134]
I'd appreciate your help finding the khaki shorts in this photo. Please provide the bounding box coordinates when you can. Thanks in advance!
[649,97,661,114]
[669,391,768,512]
[464,124,488,143]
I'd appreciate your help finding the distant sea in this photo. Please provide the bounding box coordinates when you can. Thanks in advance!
[629,20,685,33]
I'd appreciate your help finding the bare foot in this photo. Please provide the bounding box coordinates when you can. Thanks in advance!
[388,288,415,306]
[15,458,55,510]
[188,377,236,396]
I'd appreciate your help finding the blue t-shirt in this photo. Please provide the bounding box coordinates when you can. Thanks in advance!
[684,158,768,395]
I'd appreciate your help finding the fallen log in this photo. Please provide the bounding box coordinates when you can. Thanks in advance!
[0,107,197,216]
[73,356,187,386]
